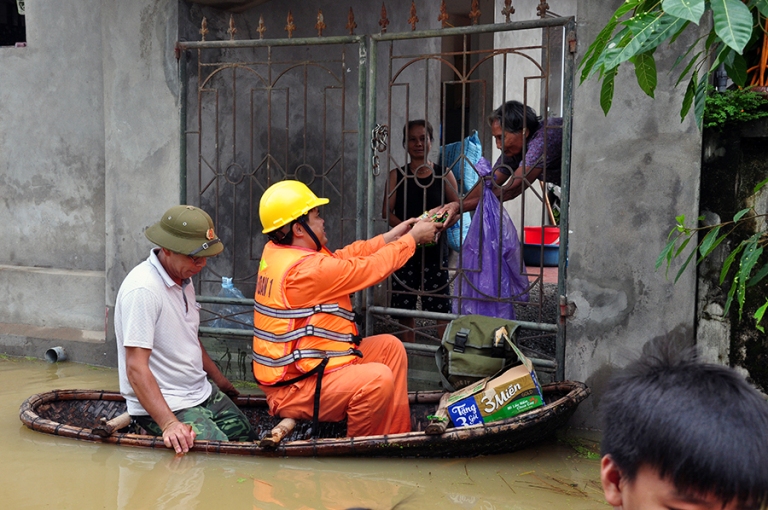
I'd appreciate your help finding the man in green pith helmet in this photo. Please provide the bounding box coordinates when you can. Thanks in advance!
[115,205,256,454]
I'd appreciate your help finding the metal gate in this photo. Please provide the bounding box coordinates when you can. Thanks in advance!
[176,26,368,379]
[177,7,575,382]
[365,15,575,382]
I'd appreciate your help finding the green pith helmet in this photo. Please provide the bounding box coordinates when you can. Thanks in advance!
[259,180,329,234]
[145,205,223,257]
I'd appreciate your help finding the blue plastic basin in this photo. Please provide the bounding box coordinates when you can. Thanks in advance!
[523,243,559,267]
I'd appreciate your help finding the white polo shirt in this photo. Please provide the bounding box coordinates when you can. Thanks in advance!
[115,249,212,416]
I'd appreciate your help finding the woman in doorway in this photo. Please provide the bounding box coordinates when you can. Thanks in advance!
[382,120,460,343]
[438,100,563,218]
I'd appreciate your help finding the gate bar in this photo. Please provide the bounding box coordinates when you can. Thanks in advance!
[177,35,364,50]
[556,18,576,382]
[354,38,368,312]
[363,33,378,337]
[368,306,557,333]
[372,17,572,42]
[178,48,188,205]
[197,296,252,305]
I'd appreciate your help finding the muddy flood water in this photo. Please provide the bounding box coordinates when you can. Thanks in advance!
[0,357,605,509]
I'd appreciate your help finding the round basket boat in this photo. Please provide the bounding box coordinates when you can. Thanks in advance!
[19,381,590,458]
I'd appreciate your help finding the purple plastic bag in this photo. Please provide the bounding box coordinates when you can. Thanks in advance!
[453,157,529,319]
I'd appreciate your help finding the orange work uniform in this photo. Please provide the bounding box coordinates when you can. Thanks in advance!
[253,234,416,437]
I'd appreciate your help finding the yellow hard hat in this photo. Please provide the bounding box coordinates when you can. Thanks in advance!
[259,180,329,234]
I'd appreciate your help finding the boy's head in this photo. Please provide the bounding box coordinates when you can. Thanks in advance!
[600,344,768,510]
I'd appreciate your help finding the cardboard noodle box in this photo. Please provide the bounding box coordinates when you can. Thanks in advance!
[446,351,545,428]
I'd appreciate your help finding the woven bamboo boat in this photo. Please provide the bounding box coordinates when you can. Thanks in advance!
[19,381,589,457]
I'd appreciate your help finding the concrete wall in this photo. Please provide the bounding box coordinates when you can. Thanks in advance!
[0,0,180,364]
[102,0,181,365]
[565,0,702,428]
[0,0,107,359]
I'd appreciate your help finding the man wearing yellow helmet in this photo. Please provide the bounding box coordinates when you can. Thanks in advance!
[253,180,442,437]
[115,205,255,454]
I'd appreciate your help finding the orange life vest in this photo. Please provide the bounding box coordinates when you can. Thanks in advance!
[252,242,362,386]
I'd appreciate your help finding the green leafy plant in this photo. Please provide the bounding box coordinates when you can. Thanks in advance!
[580,0,768,127]
[656,178,768,332]
[704,86,768,128]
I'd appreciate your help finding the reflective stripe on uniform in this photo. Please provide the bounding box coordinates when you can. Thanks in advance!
[253,324,360,344]
[252,347,361,367]
[254,301,356,322]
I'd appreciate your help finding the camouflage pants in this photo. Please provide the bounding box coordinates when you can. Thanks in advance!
[134,383,256,442]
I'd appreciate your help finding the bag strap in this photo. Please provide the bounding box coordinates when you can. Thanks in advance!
[434,346,457,392]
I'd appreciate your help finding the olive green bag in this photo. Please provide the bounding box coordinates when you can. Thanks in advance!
[435,314,520,391]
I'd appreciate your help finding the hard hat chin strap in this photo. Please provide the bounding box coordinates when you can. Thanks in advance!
[267,216,321,251]
[267,226,292,244]
[297,216,322,251]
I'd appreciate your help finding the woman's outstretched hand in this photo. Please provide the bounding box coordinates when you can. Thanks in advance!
[429,202,461,228]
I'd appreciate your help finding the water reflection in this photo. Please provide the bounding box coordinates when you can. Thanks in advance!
[116,453,204,509]
[46,362,70,381]
[252,464,409,509]
[1,358,604,510]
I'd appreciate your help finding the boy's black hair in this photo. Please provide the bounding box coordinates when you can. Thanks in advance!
[600,343,768,508]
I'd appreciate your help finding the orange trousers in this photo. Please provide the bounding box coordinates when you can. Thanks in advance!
[261,334,410,437]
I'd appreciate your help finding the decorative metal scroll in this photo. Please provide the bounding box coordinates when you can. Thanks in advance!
[227,15,237,40]
[315,9,326,37]
[502,0,515,22]
[438,0,449,27]
[285,10,295,38]
[257,15,266,39]
[408,1,419,31]
[379,3,390,33]
[469,0,481,24]
[346,8,357,35]
[538,1,550,18]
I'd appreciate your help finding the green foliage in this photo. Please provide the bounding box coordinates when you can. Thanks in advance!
[633,51,658,97]
[580,0,763,128]
[657,178,768,331]
[583,1,768,332]
[704,87,768,129]
[711,0,753,53]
